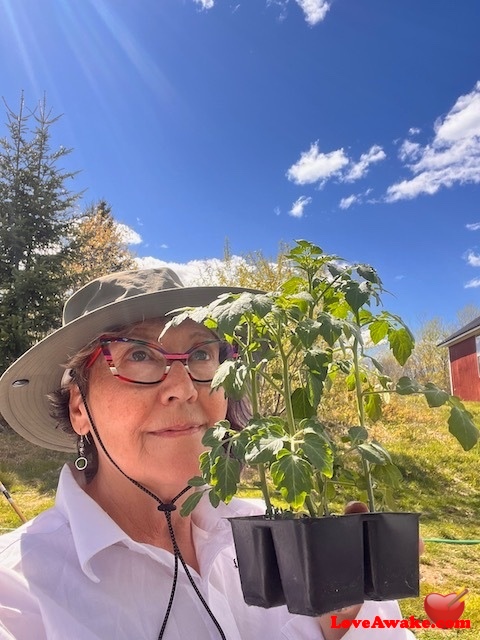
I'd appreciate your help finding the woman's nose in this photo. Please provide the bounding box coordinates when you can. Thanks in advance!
[157,360,198,403]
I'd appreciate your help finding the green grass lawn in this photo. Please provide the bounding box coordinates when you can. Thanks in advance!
[1,396,479,637]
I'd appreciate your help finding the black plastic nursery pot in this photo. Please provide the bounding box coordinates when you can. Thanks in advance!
[229,511,420,617]
[362,512,420,600]
[228,516,286,608]
[269,516,366,616]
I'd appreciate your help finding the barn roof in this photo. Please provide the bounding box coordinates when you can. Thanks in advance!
[438,315,480,347]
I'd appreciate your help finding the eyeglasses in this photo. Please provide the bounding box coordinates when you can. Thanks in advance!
[87,337,235,384]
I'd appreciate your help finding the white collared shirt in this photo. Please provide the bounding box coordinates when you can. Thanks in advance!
[0,465,414,640]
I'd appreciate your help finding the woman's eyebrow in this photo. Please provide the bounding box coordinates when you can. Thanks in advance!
[154,330,217,345]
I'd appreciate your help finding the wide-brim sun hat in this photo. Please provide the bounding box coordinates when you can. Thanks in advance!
[0,268,254,452]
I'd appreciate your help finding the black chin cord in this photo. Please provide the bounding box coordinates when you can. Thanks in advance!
[75,383,227,640]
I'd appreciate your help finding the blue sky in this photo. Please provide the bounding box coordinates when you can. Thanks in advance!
[1,0,480,331]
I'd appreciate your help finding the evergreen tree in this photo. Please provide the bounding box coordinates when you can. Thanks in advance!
[0,94,79,370]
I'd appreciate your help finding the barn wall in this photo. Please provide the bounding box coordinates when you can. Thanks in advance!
[449,336,480,401]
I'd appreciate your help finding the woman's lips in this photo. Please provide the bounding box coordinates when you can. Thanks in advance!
[148,425,203,438]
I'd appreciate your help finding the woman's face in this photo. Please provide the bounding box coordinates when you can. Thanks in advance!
[69,319,228,494]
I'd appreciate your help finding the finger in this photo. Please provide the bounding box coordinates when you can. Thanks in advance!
[344,501,369,515]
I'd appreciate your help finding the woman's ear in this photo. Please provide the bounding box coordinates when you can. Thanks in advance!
[68,385,90,436]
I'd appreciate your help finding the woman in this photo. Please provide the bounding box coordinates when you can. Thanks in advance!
[0,268,415,639]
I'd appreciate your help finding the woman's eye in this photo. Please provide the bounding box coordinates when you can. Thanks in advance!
[190,348,211,362]
[130,349,150,362]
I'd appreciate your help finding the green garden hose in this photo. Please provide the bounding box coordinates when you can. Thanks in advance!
[424,538,480,545]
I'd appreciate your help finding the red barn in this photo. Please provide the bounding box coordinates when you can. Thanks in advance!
[438,316,480,401]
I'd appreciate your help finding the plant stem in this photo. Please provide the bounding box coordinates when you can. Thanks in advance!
[258,463,273,515]
[318,476,330,516]
[246,321,259,416]
[353,314,376,512]
[245,320,272,510]
[304,495,316,517]
[278,326,296,437]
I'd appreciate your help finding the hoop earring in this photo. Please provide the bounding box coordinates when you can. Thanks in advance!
[75,434,89,471]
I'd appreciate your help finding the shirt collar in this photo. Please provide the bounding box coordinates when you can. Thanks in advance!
[55,464,134,581]
[54,465,264,582]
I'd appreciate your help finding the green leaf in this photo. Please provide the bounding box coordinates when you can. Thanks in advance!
[301,431,334,477]
[245,431,286,464]
[348,426,368,445]
[345,371,356,391]
[364,392,383,421]
[377,374,391,390]
[304,348,331,377]
[327,263,344,279]
[357,441,391,465]
[270,450,313,509]
[356,264,381,285]
[210,455,241,502]
[344,281,370,313]
[396,376,421,395]
[448,406,480,451]
[211,360,248,400]
[369,319,389,345]
[202,423,230,448]
[209,490,221,508]
[306,370,325,409]
[423,383,449,408]
[180,490,206,516]
[199,451,212,484]
[281,276,305,295]
[371,462,403,489]
[187,475,207,487]
[212,292,256,335]
[316,312,343,347]
[251,294,274,318]
[296,319,323,348]
[388,327,414,366]
[287,291,315,306]
[291,387,315,419]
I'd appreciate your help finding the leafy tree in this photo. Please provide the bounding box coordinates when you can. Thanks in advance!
[456,304,480,328]
[377,305,480,393]
[0,94,80,370]
[377,318,450,390]
[64,199,137,290]
[198,240,296,291]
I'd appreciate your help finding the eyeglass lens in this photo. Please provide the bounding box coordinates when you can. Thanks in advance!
[100,338,231,384]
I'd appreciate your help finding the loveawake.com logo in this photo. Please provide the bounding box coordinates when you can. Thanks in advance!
[330,588,471,631]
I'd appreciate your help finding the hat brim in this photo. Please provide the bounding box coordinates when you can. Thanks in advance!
[0,286,251,452]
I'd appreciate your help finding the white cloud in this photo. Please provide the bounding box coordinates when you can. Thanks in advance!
[398,139,422,162]
[465,277,480,289]
[386,81,480,202]
[274,206,281,216]
[192,0,332,25]
[339,195,358,210]
[465,250,480,267]
[294,0,330,25]
[134,255,249,286]
[287,142,385,190]
[466,222,480,231]
[408,127,421,136]
[289,195,312,218]
[116,223,142,245]
[344,144,386,182]
[193,0,214,8]
[286,142,349,186]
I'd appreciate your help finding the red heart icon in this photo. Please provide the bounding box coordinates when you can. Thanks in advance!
[424,593,465,625]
